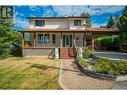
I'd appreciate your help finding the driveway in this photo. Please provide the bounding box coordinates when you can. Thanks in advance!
[59,59,115,89]
[94,51,127,60]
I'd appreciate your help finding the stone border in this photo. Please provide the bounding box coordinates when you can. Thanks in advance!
[75,61,117,80]
[75,60,127,81]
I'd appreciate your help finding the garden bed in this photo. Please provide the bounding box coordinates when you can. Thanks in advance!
[75,58,116,80]
[75,50,127,81]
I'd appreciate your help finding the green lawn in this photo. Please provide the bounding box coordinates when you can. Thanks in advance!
[0,57,61,89]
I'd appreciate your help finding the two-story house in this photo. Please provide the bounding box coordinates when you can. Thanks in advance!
[20,16,119,58]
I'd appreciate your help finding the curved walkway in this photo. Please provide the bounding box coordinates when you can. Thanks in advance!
[59,59,115,90]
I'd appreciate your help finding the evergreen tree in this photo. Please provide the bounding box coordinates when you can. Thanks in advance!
[0,20,21,57]
[117,6,127,52]
[106,16,115,28]
[117,6,127,31]
[80,12,92,28]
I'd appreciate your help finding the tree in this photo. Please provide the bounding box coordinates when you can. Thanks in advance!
[117,6,127,31]
[80,12,92,28]
[117,6,127,52]
[106,16,115,28]
[0,20,21,57]
[100,26,106,28]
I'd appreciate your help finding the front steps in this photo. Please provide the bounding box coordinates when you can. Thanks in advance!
[60,48,76,59]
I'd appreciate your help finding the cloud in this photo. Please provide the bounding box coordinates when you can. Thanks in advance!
[92,22,107,28]
[52,5,124,16]
[28,6,41,12]
[14,5,125,30]
[42,6,57,17]
[13,17,29,30]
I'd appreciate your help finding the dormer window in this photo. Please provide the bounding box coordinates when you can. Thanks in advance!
[74,20,81,26]
[35,20,44,26]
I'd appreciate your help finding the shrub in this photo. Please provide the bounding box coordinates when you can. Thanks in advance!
[96,36,113,50]
[113,60,127,75]
[83,50,93,59]
[94,58,114,75]
[76,57,89,68]
[94,58,127,75]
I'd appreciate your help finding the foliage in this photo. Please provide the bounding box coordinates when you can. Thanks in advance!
[0,20,21,57]
[96,36,113,50]
[113,60,127,75]
[83,49,93,58]
[100,26,107,28]
[76,57,89,68]
[80,12,92,28]
[99,6,127,52]
[117,6,127,52]
[94,58,114,75]
[94,58,127,75]
[100,16,115,28]
[106,16,115,28]
[117,6,127,31]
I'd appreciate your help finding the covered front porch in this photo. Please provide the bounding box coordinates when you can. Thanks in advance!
[20,28,120,58]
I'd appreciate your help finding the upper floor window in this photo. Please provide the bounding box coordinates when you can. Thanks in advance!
[74,20,81,26]
[35,20,44,27]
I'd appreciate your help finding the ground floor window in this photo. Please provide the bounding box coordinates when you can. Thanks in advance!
[38,34,49,44]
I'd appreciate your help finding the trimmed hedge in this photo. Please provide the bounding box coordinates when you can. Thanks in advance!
[76,57,89,68]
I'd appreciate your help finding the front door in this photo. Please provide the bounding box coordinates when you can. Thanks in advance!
[64,35,72,47]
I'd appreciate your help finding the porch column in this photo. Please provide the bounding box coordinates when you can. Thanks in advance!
[91,33,94,51]
[33,32,36,47]
[73,33,76,47]
[22,32,24,48]
[60,32,63,48]
[83,32,86,48]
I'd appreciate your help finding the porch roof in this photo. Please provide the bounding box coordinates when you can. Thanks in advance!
[19,28,120,34]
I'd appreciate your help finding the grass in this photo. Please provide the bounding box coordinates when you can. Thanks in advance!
[0,57,61,89]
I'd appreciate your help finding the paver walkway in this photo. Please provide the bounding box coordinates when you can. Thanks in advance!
[59,59,115,90]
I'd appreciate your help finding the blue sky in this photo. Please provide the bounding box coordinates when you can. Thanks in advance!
[13,5,125,30]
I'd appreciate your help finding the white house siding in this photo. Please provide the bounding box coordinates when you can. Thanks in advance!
[75,33,83,47]
[43,20,69,29]
[29,19,86,29]
[29,19,69,29]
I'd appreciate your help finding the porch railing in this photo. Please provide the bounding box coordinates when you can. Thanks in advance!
[48,48,55,59]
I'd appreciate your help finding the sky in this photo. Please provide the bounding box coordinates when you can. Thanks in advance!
[13,5,125,30]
